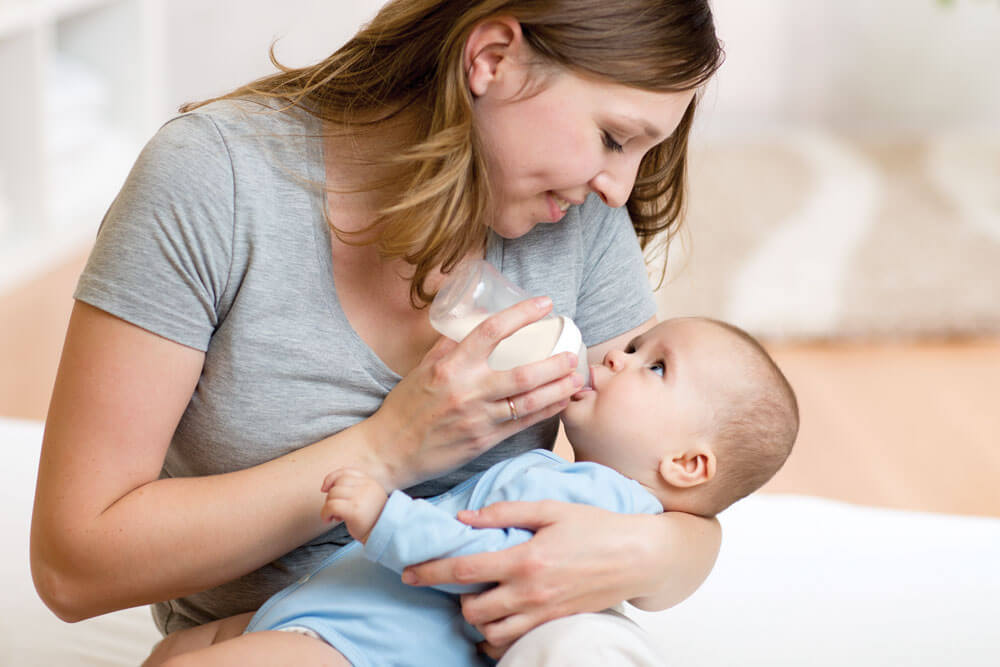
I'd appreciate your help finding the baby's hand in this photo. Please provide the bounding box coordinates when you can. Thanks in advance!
[320,468,389,544]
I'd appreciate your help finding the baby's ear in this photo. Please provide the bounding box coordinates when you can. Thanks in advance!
[658,447,716,489]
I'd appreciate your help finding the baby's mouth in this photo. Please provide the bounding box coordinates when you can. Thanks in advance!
[570,386,594,402]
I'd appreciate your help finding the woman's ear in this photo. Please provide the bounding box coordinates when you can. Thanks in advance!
[464,16,523,97]
[658,447,717,489]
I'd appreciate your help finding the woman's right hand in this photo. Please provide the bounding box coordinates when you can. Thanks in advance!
[366,296,583,489]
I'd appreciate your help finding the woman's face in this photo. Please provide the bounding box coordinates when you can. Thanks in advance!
[472,63,695,238]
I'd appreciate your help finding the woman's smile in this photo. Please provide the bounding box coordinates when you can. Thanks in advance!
[546,191,575,222]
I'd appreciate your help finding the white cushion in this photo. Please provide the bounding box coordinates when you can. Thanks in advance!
[5,417,999,665]
[1,418,161,666]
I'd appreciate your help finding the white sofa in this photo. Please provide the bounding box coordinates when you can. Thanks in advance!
[4,416,999,666]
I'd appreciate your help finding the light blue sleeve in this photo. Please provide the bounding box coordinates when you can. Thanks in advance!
[363,491,534,595]
[362,462,662,595]
[475,460,664,513]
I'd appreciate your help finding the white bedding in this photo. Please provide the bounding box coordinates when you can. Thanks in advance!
[3,417,998,666]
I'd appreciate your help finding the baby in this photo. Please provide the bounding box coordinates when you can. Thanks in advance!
[151,316,798,667]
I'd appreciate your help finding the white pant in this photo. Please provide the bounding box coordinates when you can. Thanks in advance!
[498,608,666,666]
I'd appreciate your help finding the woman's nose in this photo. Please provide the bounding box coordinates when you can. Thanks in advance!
[589,160,640,209]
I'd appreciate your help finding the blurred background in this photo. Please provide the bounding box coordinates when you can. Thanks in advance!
[1,0,998,515]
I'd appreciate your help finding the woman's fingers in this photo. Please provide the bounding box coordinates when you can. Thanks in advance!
[460,297,553,359]
[477,639,513,662]
[457,500,562,530]
[460,297,582,399]
[475,611,541,654]
[483,352,581,425]
[493,351,582,404]
[458,299,584,421]
[403,543,520,588]
[402,501,564,587]
[462,583,551,633]
[489,399,568,444]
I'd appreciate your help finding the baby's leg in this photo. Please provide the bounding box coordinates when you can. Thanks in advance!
[143,612,255,666]
[158,630,350,667]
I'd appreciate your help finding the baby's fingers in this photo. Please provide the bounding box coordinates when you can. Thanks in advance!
[320,467,367,493]
[320,500,341,524]
[321,497,355,524]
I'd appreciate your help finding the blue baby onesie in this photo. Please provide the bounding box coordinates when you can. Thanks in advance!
[245,449,664,666]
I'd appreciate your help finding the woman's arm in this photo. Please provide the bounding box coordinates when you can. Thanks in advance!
[31,298,581,622]
[626,509,722,611]
[31,302,385,621]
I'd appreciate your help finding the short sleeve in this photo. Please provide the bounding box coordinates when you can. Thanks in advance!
[74,113,236,351]
[574,196,658,346]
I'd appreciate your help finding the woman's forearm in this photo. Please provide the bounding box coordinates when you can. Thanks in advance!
[627,511,721,611]
[30,419,384,622]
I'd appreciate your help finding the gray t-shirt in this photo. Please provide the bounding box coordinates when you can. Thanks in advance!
[75,99,656,633]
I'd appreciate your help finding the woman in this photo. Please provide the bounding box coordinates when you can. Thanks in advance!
[31,0,724,662]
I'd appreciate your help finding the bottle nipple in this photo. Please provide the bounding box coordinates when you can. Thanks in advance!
[549,316,591,388]
[575,342,592,389]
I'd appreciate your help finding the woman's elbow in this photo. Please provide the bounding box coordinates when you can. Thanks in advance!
[628,512,722,612]
[30,531,106,622]
[31,559,84,622]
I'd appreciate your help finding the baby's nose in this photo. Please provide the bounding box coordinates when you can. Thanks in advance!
[603,348,626,371]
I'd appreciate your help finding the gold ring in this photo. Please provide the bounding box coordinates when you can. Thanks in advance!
[507,397,518,421]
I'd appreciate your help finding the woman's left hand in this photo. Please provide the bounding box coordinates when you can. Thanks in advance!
[400,500,666,660]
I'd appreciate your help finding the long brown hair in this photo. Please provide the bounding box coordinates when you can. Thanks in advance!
[184,1,724,305]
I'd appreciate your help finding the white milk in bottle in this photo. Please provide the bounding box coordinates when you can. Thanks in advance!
[429,260,590,385]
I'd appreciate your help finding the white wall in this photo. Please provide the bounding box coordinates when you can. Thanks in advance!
[159,0,999,136]
[702,0,1000,137]
[161,0,386,116]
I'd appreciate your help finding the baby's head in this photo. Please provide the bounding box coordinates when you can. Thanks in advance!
[562,317,798,517]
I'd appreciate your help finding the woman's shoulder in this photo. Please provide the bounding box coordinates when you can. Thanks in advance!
[153,97,320,166]
[149,97,324,199]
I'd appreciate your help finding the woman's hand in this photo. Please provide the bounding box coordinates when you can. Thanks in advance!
[399,501,709,660]
[403,501,721,659]
[366,298,584,489]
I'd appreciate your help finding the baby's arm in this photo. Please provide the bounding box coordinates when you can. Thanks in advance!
[324,460,661,595]
[320,467,532,593]
[363,490,535,595]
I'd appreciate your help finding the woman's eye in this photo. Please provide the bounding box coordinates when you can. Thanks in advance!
[602,131,624,154]
[648,362,665,377]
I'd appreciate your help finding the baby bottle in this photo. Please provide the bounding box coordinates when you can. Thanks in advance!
[430,260,591,387]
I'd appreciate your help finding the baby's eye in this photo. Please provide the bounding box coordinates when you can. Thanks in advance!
[625,343,636,354]
[648,361,665,377]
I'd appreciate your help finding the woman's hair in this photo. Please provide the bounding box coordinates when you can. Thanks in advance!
[184,1,724,305]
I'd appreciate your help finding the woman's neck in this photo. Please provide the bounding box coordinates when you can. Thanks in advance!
[321,109,423,238]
